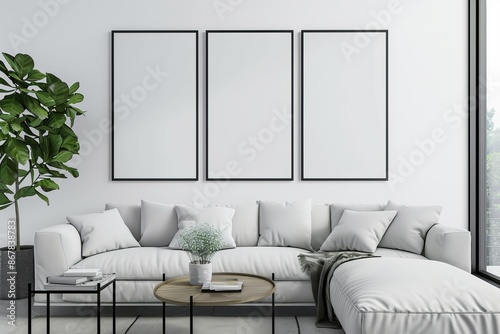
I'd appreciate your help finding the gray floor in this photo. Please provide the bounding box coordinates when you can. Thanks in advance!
[0,298,346,334]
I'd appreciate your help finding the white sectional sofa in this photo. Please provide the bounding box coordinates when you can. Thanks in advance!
[35,200,500,334]
[34,201,472,308]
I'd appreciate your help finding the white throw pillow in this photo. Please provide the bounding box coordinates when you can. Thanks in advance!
[139,200,178,247]
[320,210,397,253]
[169,205,236,249]
[257,198,312,250]
[105,203,141,241]
[330,203,385,230]
[67,208,140,257]
[379,200,442,254]
[209,203,260,247]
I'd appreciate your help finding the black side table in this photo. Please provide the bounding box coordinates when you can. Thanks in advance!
[28,278,116,334]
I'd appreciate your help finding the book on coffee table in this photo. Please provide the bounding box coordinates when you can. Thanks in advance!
[202,280,243,292]
[47,275,90,285]
[44,274,115,291]
[64,268,102,277]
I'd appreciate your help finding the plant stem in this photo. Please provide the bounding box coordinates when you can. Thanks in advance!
[14,179,20,251]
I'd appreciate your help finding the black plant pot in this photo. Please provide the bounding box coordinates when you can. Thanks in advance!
[0,245,34,299]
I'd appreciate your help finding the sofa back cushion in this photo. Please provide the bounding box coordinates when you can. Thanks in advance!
[311,204,331,250]
[169,205,237,249]
[257,198,312,250]
[105,203,141,241]
[139,200,178,247]
[231,203,259,246]
[320,210,397,253]
[102,202,356,251]
[330,203,385,230]
[379,200,442,254]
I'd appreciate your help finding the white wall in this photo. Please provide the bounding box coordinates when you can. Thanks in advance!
[0,0,468,246]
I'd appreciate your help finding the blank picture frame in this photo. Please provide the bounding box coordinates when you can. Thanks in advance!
[301,30,388,180]
[112,30,198,180]
[206,30,294,181]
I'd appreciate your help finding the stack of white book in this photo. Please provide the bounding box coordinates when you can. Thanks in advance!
[44,269,115,290]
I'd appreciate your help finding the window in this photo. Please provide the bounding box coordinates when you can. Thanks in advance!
[473,0,500,284]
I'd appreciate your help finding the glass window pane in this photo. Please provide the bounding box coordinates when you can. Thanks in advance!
[486,0,500,277]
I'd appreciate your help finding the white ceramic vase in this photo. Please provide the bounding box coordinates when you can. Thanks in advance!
[189,262,212,285]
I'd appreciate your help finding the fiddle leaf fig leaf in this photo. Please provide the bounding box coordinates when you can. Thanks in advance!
[51,150,73,163]
[0,122,9,135]
[46,73,62,85]
[46,113,66,129]
[68,93,84,104]
[35,179,59,192]
[5,138,29,165]
[10,122,22,132]
[0,95,24,115]
[14,54,34,78]
[34,91,56,107]
[0,181,13,194]
[2,53,19,75]
[0,192,10,205]
[35,190,49,205]
[29,116,43,127]
[0,77,12,87]
[50,161,78,177]
[48,81,69,105]
[0,158,17,185]
[69,82,80,95]
[14,186,36,200]
[26,69,44,82]
[61,135,79,152]
[47,134,62,156]
[0,60,8,73]
[22,95,48,119]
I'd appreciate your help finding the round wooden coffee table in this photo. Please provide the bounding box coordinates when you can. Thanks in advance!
[154,272,276,334]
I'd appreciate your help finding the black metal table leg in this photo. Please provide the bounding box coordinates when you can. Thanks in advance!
[272,273,275,334]
[28,284,31,334]
[97,283,101,334]
[47,292,50,334]
[113,280,116,334]
[162,301,166,334]
[190,295,193,334]
[163,273,166,334]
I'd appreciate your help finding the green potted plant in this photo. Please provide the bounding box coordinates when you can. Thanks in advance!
[178,223,227,285]
[0,52,85,299]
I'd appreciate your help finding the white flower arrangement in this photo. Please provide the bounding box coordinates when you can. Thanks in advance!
[178,223,227,264]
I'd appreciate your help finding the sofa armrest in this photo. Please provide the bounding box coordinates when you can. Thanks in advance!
[34,224,82,294]
[424,224,471,273]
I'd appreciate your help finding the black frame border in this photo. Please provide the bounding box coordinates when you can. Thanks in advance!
[205,30,294,181]
[470,0,500,286]
[300,30,389,181]
[111,30,199,181]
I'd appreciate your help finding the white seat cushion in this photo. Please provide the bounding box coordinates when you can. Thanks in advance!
[63,246,310,303]
[211,247,310,281]
[330,258,500,334]
[67,246,309,282]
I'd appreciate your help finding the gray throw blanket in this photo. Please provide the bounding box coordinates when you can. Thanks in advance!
[298,251,378,328]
